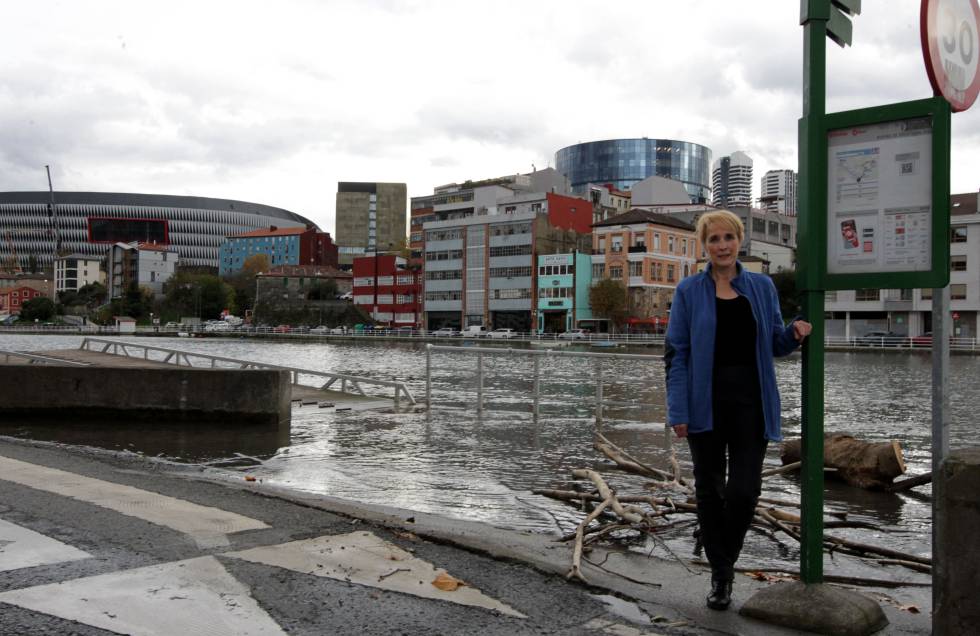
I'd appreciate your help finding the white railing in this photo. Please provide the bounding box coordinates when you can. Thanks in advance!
[77,338,416,405]
[424,343,662,425]
[0,349,89,365]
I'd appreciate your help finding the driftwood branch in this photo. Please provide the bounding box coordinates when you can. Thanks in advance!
[885,472,933,493]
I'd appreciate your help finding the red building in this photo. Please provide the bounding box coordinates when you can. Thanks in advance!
[0,286,46,315]
[409,206,433,270]
[352,255,422,326]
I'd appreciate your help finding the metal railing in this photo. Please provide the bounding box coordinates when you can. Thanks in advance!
[424,343,662,424]
[0,349,90,365]
[78,338,416,405]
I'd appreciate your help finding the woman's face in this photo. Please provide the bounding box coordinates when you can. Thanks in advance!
[704,221,740,270]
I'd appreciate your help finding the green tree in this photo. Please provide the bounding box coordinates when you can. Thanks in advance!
[224,254,269,314]
[770,270,801,320]
[589,278,628,329]
[27,254,38,274]
[306,279,338,300]
[163,271,236,321]
[20,297,56,322]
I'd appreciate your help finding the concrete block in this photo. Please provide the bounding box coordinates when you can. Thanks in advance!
[739,581,887,635]
[936,447,980,635]
[0,366,290,428]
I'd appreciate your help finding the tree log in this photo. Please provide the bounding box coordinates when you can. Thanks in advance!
[781,433,906,489]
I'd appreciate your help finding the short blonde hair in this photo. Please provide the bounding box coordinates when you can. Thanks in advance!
[696,210,744,246]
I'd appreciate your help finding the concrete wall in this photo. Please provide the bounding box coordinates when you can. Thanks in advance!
[0,366,291,428]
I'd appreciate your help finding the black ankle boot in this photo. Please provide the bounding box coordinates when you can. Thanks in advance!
[706,577,732,610]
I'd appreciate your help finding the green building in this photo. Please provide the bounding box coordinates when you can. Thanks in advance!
[536,252,593,333]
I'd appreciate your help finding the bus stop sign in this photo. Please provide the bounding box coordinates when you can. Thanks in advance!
[922,0,980,111]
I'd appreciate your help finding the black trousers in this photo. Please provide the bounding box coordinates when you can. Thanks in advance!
[687,366,768,582]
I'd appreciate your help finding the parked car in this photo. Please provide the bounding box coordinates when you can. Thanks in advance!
[310,325,330,334]
[461,325,489,338]
[329,326,347,335]
[204,321,231,332]
[854,330,905,347]
[164,321,180,330]
[487,328,518,339]
[337,291,353,301]
[559,329,589,340]
[432,327,459,337]
[273,324,291,333]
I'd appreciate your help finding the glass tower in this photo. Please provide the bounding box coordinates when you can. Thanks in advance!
[555,138,712,203]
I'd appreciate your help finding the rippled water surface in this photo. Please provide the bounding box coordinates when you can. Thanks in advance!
[3,334,974,587]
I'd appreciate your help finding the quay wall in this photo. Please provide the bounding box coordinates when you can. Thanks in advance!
[0,366,291,427]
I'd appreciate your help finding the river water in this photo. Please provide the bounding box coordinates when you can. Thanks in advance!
[3,333,975,588]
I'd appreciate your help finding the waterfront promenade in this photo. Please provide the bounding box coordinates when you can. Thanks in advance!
[0,437,930,635]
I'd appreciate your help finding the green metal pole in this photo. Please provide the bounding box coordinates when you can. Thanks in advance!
[799,0,828,584]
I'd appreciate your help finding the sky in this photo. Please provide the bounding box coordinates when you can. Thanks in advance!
[3,0,979,233]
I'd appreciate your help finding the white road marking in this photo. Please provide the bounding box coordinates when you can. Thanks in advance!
[227,530,526,618]
[0,455,268,548]
[0,556,285,635]
[0,518,91,572]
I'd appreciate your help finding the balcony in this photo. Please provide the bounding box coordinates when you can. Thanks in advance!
[628,245,647,253]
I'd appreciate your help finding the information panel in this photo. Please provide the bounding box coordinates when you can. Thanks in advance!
[826,117,933,275]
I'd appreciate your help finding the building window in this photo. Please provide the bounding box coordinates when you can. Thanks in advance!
[753,218,766,234]
[667,264,675,282]
[900,288,913,301]
[629,261,642,277]
[489,266,532,278]
[855,288,880,301]
[492,288,532,300]
[668,236,674,253]
[609,266,623,279]
[592,263,604,278]
[920,288,933,300]
[488,244,533,257]
[951,227,967,243]
[951,255,967,271]
[653,233,661,251]
[951,284,967,300]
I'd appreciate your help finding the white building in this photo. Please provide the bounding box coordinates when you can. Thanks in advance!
[825,192,980,340]
[760,169,798,216]
[54,254,103,294]
[712,151,753,208]
[106,242,178,299]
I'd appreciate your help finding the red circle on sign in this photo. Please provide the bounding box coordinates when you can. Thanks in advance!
[953,312,960,319]
[921,0,980,111]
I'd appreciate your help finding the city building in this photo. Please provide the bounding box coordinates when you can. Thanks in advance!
[586,184,632,224]
[352,254,422,326]
[555,138,712,203]
[219,226,338,276]
[253,265,353,325]
[0,192,317,271]
[409,206,433,270]
[535,252,593,333]
[711,151,754,208]
[760,169,798,216]
[416,170,591,331]
[335,182,407,267]
[0,273,55,298]
[591,209,698,326]
[825,191,980,340]
[54,254,103,295]
[0,286,47,316]
[106,242,178,299]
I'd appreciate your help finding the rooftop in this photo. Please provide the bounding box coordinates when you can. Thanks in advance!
[592,208,696,231]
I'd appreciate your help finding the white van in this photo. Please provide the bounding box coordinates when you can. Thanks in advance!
[461,325,489,338]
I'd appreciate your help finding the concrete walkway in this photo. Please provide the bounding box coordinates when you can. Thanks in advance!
[0,438,929,635]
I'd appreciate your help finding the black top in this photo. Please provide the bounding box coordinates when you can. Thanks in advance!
[714,295,757,369]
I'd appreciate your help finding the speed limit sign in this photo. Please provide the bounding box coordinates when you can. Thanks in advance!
[922,0,980,111]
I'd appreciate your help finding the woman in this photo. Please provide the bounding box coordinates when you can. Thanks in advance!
[664,210,811,610]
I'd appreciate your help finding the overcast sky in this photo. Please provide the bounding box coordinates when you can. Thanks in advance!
[3,0,978,232]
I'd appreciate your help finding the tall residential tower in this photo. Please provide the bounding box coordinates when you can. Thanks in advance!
[335,182,407,267]
[711,151,753,208]
[759,169,798,216]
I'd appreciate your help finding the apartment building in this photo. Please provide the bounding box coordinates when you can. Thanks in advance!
[760,169,798,216]
[352,254,422,326]
[106,242,178,299]
[825,191,980,339]
[536,252,593,333]
[712,151,753,208]
[219,225,338,276]
[54,254,103,294]
[335,182,407,267]
[591,209,698,323]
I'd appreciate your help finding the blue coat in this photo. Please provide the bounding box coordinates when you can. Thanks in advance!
[664,262,801,441]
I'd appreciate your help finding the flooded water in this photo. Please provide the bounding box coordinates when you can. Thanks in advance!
[3,333,975,587]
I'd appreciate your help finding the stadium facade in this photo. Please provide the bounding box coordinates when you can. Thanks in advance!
[0,192,317,271]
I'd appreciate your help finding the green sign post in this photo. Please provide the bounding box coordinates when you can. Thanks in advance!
[798,0,952,586]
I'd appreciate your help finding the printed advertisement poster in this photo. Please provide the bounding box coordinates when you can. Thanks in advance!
[826,117,932,274]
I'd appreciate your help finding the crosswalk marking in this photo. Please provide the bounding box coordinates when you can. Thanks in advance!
[0,518,91,572]
[0,455,268,548]
[0,556,286,635]
[227,531,526,618]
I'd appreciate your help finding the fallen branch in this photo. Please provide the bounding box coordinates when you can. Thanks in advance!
[568,497,611,582]
[885,472,932,493]
[689,560,930,589]
[761,461,801,477]
[571,469,644,524]
[594,432,691,491]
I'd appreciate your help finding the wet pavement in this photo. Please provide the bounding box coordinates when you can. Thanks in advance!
[0,437,931,635]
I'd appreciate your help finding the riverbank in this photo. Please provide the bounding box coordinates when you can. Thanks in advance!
[0,436,930,634]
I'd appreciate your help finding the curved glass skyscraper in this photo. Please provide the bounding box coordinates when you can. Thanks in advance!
[555,138,712,203]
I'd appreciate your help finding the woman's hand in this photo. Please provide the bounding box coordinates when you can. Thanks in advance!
[793,320,813,342]
[673,424,688,438]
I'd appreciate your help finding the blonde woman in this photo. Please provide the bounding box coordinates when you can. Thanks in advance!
[665,209,811,610]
